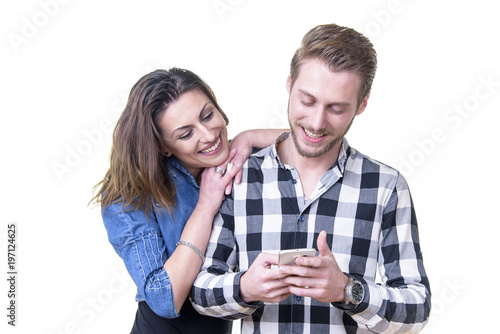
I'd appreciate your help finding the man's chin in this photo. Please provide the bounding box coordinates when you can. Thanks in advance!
[297,148,324,158]
[295,139,339,158]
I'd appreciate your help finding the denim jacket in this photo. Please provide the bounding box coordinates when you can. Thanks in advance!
[102,156,199,318]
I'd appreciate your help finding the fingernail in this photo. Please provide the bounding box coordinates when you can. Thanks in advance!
[227,163,233,173]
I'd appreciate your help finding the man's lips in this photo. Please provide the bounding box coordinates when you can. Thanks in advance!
[304,128,325,139]
[302,127,326,142]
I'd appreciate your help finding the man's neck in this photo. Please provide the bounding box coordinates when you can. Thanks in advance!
[277,135,341,198]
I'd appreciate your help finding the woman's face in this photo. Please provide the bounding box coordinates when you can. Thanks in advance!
[157,89,229,177]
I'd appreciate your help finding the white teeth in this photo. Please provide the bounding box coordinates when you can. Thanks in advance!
[304,128,323,139]
[200,137,221,153]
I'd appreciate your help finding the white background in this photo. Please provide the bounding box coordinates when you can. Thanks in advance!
[1,1,499,333]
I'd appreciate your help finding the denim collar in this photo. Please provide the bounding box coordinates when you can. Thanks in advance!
[165,156,199,189]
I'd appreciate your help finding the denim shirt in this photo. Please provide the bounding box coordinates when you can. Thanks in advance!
[102,156,199,318]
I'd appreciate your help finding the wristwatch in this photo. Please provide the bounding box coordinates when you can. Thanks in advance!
[344,276,364,307]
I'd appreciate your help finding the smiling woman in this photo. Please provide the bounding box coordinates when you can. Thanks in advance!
[159,89,229,178]
[89,68,283,334]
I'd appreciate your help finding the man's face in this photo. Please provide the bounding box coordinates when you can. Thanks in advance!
[287,58,368,158]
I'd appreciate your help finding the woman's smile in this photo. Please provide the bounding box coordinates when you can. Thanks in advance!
[199,134,223,154]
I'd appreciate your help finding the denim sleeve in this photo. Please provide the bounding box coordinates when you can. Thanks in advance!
[102,202,178,318]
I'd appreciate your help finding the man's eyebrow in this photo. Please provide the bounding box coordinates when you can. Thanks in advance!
[171,101,211,137]
[298,89,316,100]
[297,89,351,106]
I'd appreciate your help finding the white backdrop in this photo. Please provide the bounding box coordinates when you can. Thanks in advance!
[1,1,498,333]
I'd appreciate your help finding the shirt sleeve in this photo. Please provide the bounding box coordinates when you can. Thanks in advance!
[190,195,262,319]
[340,173,431,333]
[102,202,178,319]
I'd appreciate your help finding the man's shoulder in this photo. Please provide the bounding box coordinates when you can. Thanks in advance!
[246,145,274,166]
[347,147,400,178]
[246,131,287,168]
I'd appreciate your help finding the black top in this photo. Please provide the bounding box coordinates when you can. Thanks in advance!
[130,300,232,334]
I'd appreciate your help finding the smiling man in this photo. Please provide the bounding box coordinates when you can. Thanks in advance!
[191,23,431,333]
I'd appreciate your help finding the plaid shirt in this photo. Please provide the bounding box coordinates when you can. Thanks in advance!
[191,133,431,333]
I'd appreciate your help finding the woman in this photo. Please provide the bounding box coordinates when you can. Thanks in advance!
[91,68,281,333]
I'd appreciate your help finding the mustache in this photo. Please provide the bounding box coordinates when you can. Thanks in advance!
[297,123,333,136]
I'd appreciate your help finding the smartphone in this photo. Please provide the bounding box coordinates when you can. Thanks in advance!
[278,248,316,266]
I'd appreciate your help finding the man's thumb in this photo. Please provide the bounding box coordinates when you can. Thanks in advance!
[317,230,331,257]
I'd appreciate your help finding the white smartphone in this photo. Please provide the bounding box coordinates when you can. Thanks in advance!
[278,248,316,266]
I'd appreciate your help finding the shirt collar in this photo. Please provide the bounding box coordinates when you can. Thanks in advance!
[336,137,350,175]
[269,131,289,167]
[268,132,350,174]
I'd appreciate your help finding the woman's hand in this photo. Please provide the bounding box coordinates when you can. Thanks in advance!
[226,129,286,194]
[197,149,241,217]
[224,131,255,194]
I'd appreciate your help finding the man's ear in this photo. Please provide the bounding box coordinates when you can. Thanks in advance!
[356,94,370,116]
[286,75,292,93]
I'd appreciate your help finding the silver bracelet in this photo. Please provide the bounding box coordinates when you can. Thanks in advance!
[176,240,205,263]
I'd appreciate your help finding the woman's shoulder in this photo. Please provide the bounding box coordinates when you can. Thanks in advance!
[101,201,162,250]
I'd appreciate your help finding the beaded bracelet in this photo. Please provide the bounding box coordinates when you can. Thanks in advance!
[176,240,205,263]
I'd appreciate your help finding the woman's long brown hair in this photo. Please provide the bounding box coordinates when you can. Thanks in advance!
[90,68,228,217]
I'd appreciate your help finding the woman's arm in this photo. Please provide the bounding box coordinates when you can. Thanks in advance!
[102,130,284,318]
[165,129,285,313]
[102,159,240,318]
[102,203,176,318]
[229,129,287,169]
[226,129,287,190]
[163,153,241,314]
[232,129,287,150]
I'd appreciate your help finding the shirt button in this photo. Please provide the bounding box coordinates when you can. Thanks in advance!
[292,179,297,184]
[296,295,302,301]
[298,216,305,222]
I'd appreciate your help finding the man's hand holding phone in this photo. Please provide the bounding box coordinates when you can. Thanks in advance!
[239,252,291,304]
[240,232,347,305]
[279,231,349,304]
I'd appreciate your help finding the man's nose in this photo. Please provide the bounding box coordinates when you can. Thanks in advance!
[308,107,327,131]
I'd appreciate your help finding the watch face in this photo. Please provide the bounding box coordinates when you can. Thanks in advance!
[351,281,364,304]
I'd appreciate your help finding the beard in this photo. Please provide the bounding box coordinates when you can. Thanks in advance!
[289,117,354,158]
[285,94,357,159]
[290,125,340,158]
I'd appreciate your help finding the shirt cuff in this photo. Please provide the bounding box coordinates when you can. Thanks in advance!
[232,271,265,309]
[345,276,386,327]
[332,274,370,313]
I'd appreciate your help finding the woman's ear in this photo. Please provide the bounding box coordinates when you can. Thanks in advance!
[160,145,172,157]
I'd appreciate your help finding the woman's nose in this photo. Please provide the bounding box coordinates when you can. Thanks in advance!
[199,124,216,142]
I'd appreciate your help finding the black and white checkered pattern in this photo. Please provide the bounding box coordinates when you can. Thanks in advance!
[191,134,431,333]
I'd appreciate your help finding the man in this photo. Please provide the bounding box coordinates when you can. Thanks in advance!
[191,23,431,333]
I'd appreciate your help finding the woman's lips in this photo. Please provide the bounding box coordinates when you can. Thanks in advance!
[199,135,222,154]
